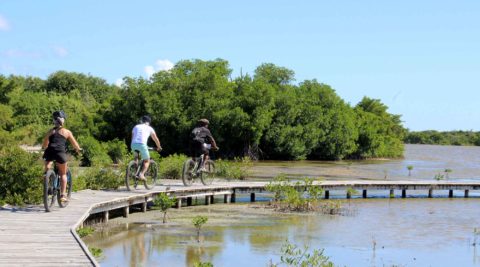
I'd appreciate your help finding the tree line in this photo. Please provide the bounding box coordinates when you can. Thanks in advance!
[0,59,406,161]
[405,130,480,146]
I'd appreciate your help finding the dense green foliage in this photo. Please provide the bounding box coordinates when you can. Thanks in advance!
[0,59,405,161]
[405,130,480,146]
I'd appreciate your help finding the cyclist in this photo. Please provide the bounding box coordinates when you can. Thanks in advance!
[42,110,81,203]
[190,118,219,171]
[131,115,162,180]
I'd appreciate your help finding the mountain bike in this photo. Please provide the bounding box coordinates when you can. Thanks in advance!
[125,148,158,191]
[182,153,216,186]
[43,164,72,212]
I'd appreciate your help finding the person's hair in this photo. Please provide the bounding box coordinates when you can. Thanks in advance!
[197,118,209,127]
[141,115,152,124]
[52,110,66,127]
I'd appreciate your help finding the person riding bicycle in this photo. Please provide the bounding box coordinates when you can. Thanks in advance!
[190,118,219,171]
[42,110,81,203]
[131,115,162,180]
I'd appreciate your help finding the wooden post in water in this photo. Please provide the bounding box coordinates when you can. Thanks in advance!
[401,189,406,198]
[224,194,231,203]
[231,190,236,203]
[390,189,394,198]
[123,206,129,218]
[103,211,109,223]
[362,190,367,199]
[428,188,433,198]
[465,190,469,198]
[449,190,453,198]
[142,198,148,212]
[325,190,330,199]
[210,195,215,204]
[176,198,182,209]
[205,196,211,205]
[346,191,352,199]
[187,197,193,206]
[250,192,256,202]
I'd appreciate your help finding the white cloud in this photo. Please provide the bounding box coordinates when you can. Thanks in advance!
[144,59,174,78]
[3,49,42,59]
[115,78,124,87]
[0,15,10,31]
[53,46,68,57]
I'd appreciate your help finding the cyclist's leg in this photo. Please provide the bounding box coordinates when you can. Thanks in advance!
[55,152,68,199]
[137,144,150,178]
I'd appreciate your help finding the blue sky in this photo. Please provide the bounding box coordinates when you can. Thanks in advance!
[1,1,479,131]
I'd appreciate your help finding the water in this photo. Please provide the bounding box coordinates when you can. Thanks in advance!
[251,144,480,180]
[84,144,480,266]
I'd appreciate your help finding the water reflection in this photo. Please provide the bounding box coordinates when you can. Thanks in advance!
[85,199,480,267]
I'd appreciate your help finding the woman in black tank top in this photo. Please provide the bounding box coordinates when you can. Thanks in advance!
[42,111,81,203]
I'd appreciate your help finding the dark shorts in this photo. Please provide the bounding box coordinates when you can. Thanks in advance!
[43,147,68,164]
[190,142,209,158]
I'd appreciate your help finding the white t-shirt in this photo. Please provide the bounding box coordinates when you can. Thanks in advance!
[131,124,155,144]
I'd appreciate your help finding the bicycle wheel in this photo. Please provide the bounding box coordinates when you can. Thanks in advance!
[143,160,158,190]
[182,159,196,186]
[125,161,138,191]
[200,160,216,185]
[58,170,73,208]
[43,170,57,212]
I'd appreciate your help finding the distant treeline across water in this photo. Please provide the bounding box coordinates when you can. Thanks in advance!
[405,130,480,146]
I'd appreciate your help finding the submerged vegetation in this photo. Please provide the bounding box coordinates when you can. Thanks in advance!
[270,241,335,267]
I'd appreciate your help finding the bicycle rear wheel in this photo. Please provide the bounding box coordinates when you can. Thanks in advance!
[58,170,72,208]
[143,160,158,190]
[125,161,138,191]
[182,159,196,186]
[43,170,57,212]
[200,160,216,185]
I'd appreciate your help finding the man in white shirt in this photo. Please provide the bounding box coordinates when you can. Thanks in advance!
[131,115,162,180]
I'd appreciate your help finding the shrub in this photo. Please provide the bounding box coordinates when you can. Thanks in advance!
[78,165,123,190]
[0,147,43,205]
[158,154,188,180]
[78,135,111,167]
[77,227,95,238]
[153,192,177,223]
[215,157,252,180]
[72,175,87,192]
[103,138,129,164]
[270,240,335,267]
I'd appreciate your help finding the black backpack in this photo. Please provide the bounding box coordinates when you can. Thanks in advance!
[191,127,205,144]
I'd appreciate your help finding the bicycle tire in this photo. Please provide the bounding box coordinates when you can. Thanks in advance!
[125,161,138,191]
[182,159,196,186]
[200,160,216,185]
[58,170,73,208]
[43,170,57,212]
[143,160,158,190]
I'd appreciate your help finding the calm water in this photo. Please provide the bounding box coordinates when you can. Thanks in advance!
[85,145,480,266]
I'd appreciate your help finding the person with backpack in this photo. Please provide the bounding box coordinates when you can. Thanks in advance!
[190,118,219,171]
[131,115,162,180]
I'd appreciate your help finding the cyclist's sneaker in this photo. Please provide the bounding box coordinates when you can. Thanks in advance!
[137,174,146,181]
[199,167,207,172]
[60,195,68,204]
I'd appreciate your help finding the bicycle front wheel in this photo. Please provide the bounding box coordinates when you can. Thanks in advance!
[182,159,196,186]
[43,170,57,212]
[125,161,138,191]
[200,160,216,185]
[143,160,158,190]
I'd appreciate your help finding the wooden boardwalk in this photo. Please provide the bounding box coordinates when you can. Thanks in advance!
[1,179,479,266]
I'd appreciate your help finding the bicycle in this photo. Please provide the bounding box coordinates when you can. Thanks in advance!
[125,147,158,191]
[182,151,216,186]
[43,163,72,212]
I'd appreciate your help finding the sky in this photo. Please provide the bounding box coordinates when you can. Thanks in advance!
[1,0,479,131]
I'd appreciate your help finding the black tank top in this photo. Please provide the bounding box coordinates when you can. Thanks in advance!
[48,128,67,151]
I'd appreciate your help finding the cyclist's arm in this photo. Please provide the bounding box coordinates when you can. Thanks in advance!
[150,132,162,151]
[66,130,81,153]
[41,129,53,149]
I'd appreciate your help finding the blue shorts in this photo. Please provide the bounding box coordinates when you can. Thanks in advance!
[131,143,150,160]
